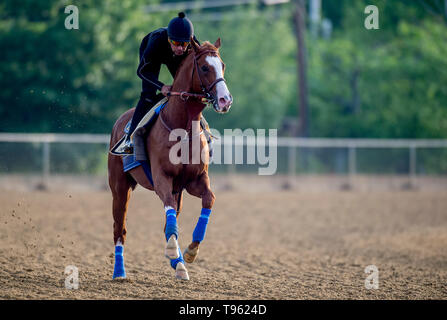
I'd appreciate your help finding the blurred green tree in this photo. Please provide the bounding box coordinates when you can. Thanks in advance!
[301,0,447,138]
[1,0,446,140]
[0,0,168,133]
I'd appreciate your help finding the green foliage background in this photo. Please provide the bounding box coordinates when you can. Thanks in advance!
[1,0,446,138]
[1,0,446,174]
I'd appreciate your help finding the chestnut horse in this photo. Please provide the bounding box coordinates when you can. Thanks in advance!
[108,38,232,280]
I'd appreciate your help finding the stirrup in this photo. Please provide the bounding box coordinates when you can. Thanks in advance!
[122,137,134,154]
[110,134,134,155]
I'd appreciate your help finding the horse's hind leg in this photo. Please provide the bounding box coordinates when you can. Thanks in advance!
[176,190,184,215]
[111,185,132,279]
[109,157,134,279]
[184,173,215,263]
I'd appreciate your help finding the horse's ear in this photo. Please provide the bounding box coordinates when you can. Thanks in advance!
[214,38,221,49]
[190,36,200,52]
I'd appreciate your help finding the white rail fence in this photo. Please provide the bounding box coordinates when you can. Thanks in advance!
[1,133,447,188]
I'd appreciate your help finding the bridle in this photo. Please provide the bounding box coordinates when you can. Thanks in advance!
[160,47,226,137]
[193,49,226,102]
[167,49,226,105]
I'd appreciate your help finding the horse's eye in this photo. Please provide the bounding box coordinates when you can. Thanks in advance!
[201,65,209,72]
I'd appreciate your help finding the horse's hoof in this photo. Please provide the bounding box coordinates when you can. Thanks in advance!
[183,246,199,264]
[113,264,126,279]
[175,262,189,281]
[165,235,180,260]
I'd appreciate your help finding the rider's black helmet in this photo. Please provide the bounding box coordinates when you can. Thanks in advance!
[167,12,194,42]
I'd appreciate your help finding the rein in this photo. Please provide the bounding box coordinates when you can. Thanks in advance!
[166,91,207,101]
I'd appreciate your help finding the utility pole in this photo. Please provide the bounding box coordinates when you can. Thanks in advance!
[293,0,309,137]
[309,0,321,37]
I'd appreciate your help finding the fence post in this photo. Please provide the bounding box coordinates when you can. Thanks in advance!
[225,141,235,189]
[409,145,417,188]
[348,145,356,189]
[42,141,50,187]
[226,142,235,174]
[288,146,296,187]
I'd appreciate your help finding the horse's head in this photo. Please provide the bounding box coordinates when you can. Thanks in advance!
[189,38,233,113]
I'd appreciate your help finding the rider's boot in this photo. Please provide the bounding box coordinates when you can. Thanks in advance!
[121,93,158,155]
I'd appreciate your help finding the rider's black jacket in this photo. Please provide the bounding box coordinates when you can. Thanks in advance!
[137,28,200,98]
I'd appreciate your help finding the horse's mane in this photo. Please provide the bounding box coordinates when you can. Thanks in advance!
[196,41,219,53]
[185,41,220,62]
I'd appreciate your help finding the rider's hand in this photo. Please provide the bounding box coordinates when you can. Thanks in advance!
[161,85,172,96]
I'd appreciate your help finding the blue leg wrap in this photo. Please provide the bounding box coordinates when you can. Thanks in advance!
[170,247,185,270]
[165,208,178,241]
[113,245,126,279]
[192,208,212,243]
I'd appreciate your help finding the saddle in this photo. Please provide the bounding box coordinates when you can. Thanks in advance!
[109,98,214,185]
[108,98,169,185]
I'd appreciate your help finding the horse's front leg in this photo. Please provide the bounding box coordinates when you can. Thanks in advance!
[153,173,189,280]
[184,173,215,263]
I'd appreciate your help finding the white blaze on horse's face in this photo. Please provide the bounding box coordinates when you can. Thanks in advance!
[205,55,232,113]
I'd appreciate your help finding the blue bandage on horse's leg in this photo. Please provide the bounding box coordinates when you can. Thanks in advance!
[170,247,184,270]
[113,245,126,279]
[192,208,212,243]
[165,207,178,241]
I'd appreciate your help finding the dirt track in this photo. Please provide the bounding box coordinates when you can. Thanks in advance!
[0,184,446,299]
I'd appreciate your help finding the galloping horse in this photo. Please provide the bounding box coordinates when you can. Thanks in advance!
[108,38,232,280]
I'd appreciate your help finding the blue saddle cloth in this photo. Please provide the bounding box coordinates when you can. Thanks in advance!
[122,101,168,185]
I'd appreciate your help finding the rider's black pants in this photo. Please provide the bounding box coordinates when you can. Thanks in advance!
[127,92,164,138]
